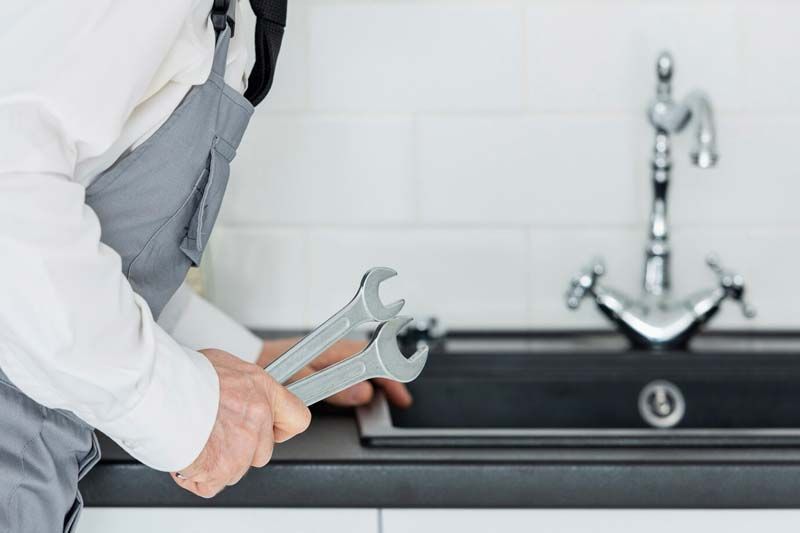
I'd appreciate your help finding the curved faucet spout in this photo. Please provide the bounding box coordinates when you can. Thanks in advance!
[648,52,719,170]
[685,90,718,168]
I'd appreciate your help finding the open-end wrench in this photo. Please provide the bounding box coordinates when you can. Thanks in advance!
[265,267,405,384]
[287,316,428,406]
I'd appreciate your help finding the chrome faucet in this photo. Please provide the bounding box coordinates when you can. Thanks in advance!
[565,52,755,349]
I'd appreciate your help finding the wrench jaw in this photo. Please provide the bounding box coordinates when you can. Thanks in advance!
[373,316,429,383]
[360,267,406,321]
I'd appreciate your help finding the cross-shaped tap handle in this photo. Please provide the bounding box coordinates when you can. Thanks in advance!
[706,255,757,318]
[566,258,606,310]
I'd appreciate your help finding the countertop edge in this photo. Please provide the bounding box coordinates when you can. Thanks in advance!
[81,460,800,509]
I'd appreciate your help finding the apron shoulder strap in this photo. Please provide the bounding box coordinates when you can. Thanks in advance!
[244,0,287,107]
[211,0,287,108]
[211,0,236,35]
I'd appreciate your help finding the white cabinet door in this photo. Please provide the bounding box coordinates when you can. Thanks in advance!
[381,509,800,533]
[79,508,378,533]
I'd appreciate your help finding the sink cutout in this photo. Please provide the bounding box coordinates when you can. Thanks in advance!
[357,331,800,448]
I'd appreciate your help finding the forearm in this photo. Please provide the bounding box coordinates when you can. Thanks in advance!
[0,172,218,472]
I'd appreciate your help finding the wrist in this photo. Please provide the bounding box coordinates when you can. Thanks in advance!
[101,342,220,472]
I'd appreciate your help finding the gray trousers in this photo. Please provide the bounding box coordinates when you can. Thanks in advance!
[0,370,100,533]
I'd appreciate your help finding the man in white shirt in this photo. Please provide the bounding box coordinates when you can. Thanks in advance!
[0,1,409,530]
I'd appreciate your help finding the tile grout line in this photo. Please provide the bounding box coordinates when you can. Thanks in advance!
[302,226,312,327]
[410,114,422,223]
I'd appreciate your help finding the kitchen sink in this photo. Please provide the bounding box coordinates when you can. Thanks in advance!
[356,331,800,447]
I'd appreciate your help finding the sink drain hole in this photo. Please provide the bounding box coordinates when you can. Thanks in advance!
[638,380,685,428]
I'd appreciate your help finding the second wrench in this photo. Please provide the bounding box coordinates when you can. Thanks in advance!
[287,316,428,406]
[265,267,405,384]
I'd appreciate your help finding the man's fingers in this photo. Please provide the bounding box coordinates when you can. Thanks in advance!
[314,379,412,408]
[193,481,224,499]
[312,339,364,367]
[270,380,312,443]
[268,338,413,409]
[323,381,375,406]
[252,423,275,468]
[284,364,314,384]
[375,378,413,408]
[175,450,216,484]
[226,463,252,487]
[172,473,222,499]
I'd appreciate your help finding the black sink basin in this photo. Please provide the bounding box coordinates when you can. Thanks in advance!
[357,331,800,447]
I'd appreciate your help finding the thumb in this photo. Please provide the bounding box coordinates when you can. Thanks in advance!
[266,376,312,442]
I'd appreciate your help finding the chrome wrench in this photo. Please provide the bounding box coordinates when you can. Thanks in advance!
[286,317,428,406]
[265,267,405,384]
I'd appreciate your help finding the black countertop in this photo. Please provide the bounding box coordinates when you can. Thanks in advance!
[81,330,800,508]
[81,406,800,509]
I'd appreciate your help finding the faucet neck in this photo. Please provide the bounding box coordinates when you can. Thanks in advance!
[644,131,672,297]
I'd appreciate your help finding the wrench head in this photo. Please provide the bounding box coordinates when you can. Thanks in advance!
[373,316,429,383]
[359,267,405,321]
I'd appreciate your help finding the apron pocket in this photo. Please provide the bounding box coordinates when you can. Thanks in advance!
[64,432,99,533]
[126,162,212,317]
[63,492,83,533]
[78,431,102,479]
[180,138,233,266]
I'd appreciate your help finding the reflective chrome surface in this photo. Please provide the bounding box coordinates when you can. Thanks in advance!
[565,51,754,349]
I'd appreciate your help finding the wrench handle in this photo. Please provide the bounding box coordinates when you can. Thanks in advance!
[286,353,375,406]
[265,299,367,384]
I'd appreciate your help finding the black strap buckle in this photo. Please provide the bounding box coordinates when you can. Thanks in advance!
[211,0,235,36]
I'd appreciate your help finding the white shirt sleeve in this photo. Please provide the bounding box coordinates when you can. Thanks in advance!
[0,175,220,472]
[0,0,224,472]
[160,283,264,364]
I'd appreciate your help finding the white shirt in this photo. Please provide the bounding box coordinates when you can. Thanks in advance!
[0,0,264,472]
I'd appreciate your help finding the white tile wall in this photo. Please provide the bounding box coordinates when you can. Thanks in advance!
[205,227,308,328]
[669,115,800,227]
[739,2,800,112]
[525,2,741,112]
[223,115,415,225]
[307,228,530,327]
[417,115,640,225]
[214,0,800,330]
[308,4,524,112]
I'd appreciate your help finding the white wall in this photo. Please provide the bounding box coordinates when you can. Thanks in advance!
[208,0,800,330]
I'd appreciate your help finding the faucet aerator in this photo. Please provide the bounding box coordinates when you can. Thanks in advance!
[692,150,718,169]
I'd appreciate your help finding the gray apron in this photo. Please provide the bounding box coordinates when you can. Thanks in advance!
[0,14,252,532]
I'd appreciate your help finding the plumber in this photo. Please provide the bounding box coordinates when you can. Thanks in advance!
[0,1,411,531]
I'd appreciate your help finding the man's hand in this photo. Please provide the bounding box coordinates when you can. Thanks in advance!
[172,348,311,498]
[258,338,413,408]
